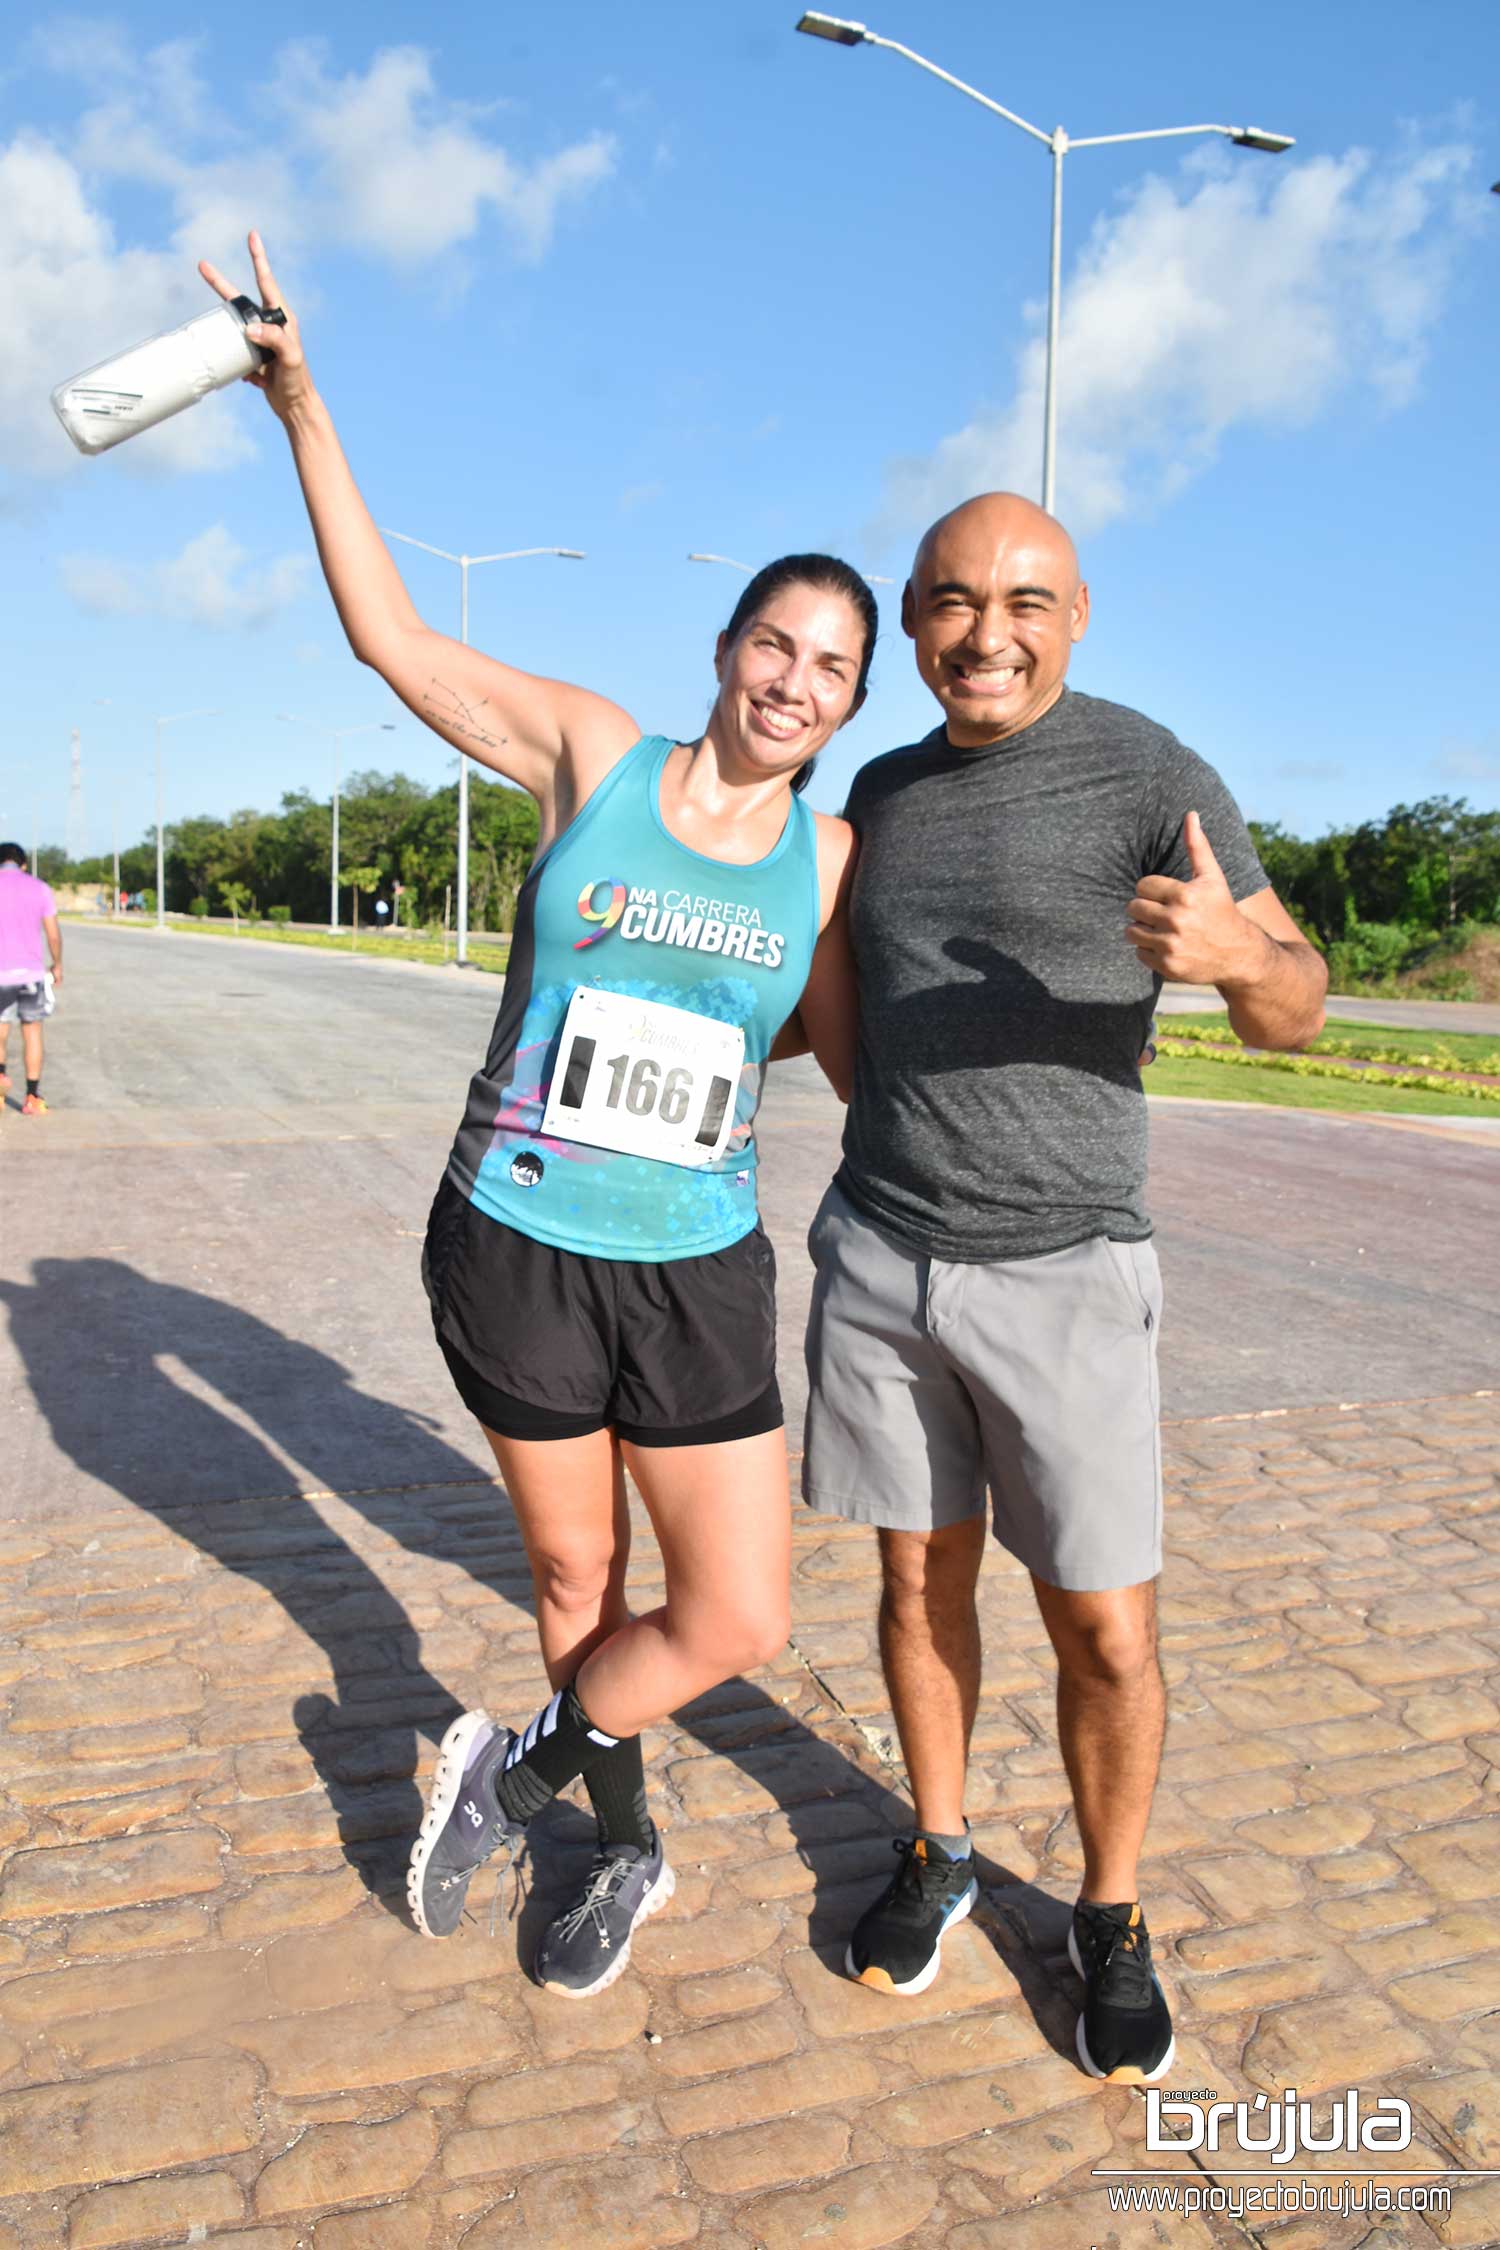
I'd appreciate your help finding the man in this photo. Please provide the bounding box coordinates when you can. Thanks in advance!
[0,844,63,1115]
[803,493,1325,2084]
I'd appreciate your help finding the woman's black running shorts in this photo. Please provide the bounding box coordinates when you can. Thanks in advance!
[422,1173,783,1446]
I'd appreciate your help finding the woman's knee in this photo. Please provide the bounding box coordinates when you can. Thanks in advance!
[741,1607,791,1675]
[532,1546,620,1618]
[679,1600,789,1680]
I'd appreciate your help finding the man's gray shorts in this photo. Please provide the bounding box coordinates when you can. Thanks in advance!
[802,1182,1163,1593]
[0,981,47,1025]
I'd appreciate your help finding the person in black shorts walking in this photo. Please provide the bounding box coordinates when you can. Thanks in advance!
[800,492,1327,2079]
[205,232,869,1995]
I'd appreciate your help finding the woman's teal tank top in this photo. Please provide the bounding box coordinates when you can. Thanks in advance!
[446,735,821,1261]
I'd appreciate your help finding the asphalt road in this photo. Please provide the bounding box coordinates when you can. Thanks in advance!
[4,923,1495,1526]
[1157,983,1500,1034]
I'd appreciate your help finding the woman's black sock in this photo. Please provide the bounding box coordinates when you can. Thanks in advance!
[491,1681,621,1824]
[584,1733,653,1853]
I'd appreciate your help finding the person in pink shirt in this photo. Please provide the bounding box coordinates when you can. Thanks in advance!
[0,844,63,1115]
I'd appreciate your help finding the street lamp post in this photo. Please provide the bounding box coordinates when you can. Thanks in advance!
[277,717,397,931]
[688,552,894,585]
[795,14,1294,513]
[380,534,586,966]
[96,701,219,929]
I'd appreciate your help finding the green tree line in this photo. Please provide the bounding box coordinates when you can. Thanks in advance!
[37,781,1500,990]
[47,770,540,932]
[1247,796,1500,994]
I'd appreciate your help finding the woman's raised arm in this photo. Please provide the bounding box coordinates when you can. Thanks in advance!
[200,232,637,805]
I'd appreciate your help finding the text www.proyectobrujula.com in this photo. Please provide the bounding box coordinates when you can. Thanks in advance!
[1099,2180,1452,2226]
[1087,2087,1474,2229]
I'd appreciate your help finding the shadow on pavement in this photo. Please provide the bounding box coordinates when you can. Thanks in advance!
[0,1256,478,1922]
[2,1255,1058,2047]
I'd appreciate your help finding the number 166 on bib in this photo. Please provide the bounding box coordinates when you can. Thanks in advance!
[541,986,746,1169]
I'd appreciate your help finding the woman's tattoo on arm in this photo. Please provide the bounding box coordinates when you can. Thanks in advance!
[422,678,508,752]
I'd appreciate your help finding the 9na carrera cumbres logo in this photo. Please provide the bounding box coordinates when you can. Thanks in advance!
[574,878,788,966]
[1148,2087,1413,2164]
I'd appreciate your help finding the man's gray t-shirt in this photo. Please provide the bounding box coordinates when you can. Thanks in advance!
[838,686,1267,1262]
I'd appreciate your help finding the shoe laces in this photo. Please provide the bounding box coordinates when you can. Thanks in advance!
[484,1833,527,1938]
[555,1851,636,1946]
[889,1836,958,1909]
[1084,1909,1154,2006]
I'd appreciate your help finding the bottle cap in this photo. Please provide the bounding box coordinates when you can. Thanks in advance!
[229,295,287,364]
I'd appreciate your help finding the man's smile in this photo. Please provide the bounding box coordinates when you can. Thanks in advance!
[947,660,1023,695]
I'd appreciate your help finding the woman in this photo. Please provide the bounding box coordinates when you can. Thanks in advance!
[202,234,868,1995]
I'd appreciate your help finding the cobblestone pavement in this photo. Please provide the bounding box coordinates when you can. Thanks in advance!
[4,1390,1500,2249]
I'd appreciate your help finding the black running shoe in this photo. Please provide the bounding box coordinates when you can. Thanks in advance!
[407,1709,521,1938]
[844,1835,979,1995]
[1068,1899,1175,2082]
[535,1826,676,1999]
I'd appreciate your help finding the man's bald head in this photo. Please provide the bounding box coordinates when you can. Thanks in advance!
[903,491,1089,747]
[910,492,1081,605]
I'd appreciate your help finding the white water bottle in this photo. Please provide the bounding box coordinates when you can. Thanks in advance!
[52,296,285,456]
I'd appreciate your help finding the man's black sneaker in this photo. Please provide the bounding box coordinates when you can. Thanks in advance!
[535,1825,676,1998]
[407,1709,521,1938]
[1068,1899,1175,2082]
[844,1835,979,1995]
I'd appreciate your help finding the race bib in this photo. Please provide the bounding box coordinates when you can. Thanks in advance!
[540,986,746,1169]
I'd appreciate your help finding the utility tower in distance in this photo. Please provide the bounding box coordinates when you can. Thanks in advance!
[66,728,86,866]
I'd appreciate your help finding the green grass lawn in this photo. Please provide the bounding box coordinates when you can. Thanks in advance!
[1148,1047,1500,1117]
[1163,1012,1500,1073]
[77,916,511,975]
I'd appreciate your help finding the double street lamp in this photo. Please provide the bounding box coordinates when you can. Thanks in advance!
[796,14,1294,513]
[380,533,586,965]
[276,716,397,932]
[96,699,219,930]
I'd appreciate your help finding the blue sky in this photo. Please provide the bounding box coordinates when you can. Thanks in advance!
[4,1,1496,863]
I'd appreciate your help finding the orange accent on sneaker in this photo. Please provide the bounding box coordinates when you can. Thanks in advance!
[912,1839,927,1863]
[21,1094,47,1115]
[856,1964,897,1991]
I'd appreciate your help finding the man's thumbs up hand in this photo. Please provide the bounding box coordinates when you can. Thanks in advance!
[1126,812,1259,986]
[1182,808,1225,884]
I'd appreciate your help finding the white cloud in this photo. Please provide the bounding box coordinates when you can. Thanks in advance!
[0,130,260,477]
[27,21,207,131]
[271,42,615,265]
[61,524,312,628]
[1436,741,1500,786]
[873,132,1481,543]
[3,31,616,481]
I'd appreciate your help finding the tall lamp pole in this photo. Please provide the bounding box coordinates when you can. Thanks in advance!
[380,534,586,966]
[96,701,219,929]
[795,14,1294,513]
[277,718,396,931]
